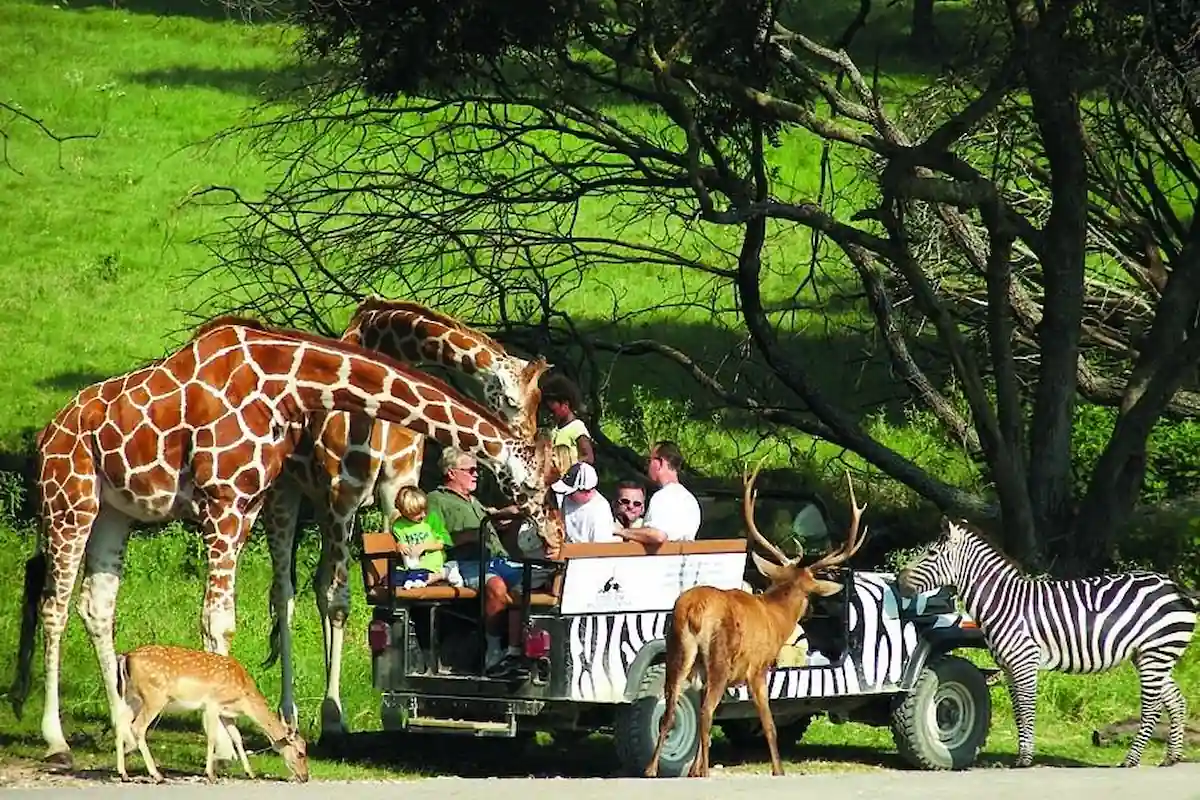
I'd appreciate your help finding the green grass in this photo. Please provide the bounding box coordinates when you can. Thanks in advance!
[0,0,289,454]
[2,523,1199,782]
[0,0,983,520]
[2,0,1198,782]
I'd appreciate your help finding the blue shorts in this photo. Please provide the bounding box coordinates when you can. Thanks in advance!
[457,557,523,590]
[390,566,433,586]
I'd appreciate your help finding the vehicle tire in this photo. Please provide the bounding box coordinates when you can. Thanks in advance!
[613,662,700,778]
[891,653,991,770]
[720,714,813,749]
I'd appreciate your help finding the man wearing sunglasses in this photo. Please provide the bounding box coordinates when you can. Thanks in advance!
[612,480,646,530]
[426,446,527,671]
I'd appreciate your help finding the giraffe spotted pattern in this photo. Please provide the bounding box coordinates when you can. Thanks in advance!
[10,317,558,769]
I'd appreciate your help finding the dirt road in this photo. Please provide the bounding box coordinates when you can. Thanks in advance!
[5,765,1200,799]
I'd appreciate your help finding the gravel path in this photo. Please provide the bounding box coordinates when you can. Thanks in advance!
[5,765,1200,800]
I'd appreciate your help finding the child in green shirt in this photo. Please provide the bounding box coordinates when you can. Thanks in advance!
[390,486,462,588]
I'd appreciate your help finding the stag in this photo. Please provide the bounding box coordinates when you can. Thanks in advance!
[645,459,868,778]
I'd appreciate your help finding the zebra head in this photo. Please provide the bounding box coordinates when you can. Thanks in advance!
[897,517,972,597]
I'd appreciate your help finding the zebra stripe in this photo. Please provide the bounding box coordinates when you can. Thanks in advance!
[898,519,1198,768]
[564,572,972,705]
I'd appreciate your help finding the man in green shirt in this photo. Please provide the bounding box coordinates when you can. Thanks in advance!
[426,446,529,670]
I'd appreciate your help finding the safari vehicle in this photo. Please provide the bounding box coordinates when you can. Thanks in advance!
[360,497,995,777]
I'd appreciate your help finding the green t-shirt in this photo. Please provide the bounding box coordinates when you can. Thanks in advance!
[426,486,509,558]
[390,509,454,572]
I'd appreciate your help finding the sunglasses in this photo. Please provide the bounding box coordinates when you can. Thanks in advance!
[455,465,479,476]
[617,498,644,508]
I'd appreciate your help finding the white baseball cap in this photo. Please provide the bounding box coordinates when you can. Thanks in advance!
[551,461,598,494]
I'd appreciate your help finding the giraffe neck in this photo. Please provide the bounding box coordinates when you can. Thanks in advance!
[214,324,541,492]
[341,299,544,439]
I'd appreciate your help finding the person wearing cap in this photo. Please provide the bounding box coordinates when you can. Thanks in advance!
[616,440,701,545]
[552,461,619,544]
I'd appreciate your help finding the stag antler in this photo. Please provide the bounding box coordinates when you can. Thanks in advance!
[809,469,869,572]
[741,456,793,564]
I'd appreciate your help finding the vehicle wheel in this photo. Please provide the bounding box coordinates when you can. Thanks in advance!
[720,714,813,749]
[613,662,700,777]
[891,653,991,770]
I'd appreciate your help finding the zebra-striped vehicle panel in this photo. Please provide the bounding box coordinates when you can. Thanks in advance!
[564,571,974,703]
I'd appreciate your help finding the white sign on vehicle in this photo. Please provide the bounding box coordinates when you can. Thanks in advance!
[559,552,747,615]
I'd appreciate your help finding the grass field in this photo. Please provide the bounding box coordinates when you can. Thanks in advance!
[3,521,1199,783]
[3,0,1200,784]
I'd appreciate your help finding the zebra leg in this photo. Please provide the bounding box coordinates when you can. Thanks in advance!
[1000,653,1039,768]
[1159,677,1186,766]
[1122,652,1172,768]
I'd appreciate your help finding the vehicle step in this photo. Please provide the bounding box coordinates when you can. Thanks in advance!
[405,715,516,737]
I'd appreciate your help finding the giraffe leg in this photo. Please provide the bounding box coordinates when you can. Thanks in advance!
[36,485,100,767]
[262,477,304,726]
[999,649,1040,768]
[76,508,133,768]
[1159,676,1187,766]
[199,507,254,761]
[1122,652,1172,768]
[317,498,362,738]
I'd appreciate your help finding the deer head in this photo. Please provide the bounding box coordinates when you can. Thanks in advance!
[741,457,868,598]
[272,713,310,782]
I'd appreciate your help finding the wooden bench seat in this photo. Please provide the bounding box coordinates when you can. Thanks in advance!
[360,532,749,606]
[360,532,558,605]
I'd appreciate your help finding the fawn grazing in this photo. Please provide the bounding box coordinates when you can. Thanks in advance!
[115,644,309,783]
[645,460,868,778]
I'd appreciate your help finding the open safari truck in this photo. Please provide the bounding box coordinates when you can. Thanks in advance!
[359,494,996,777]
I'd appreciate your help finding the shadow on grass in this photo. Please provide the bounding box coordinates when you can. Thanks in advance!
[34,372,109,393]
[309,730,1100,777]
[30,0,290,24]
[101,0,997,101]
[126,64,328,101]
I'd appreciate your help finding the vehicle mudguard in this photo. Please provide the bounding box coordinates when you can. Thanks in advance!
[899,625,988,691]
[623,639,668,701]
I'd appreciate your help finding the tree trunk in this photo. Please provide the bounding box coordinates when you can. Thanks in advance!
[911,0,936,45]
[1016,6,1090,570]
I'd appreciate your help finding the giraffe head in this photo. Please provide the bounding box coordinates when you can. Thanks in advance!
[497,434,564,556]
[485,356,551,441]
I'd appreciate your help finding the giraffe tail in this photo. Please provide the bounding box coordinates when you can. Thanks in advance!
[9,550,47,720]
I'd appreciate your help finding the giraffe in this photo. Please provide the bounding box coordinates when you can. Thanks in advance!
[258,298,550,735]
[8,317,562,769]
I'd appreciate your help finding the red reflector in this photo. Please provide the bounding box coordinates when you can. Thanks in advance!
[368,620,389,653]
[524,628,551,659]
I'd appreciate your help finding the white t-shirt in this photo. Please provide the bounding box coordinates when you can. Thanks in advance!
[643,482,701,541]
[563,492,619,544]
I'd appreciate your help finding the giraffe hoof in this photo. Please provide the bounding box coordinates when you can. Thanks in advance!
[43,750,74,771]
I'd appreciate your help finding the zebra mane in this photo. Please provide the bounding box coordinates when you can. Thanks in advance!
[953,519,1029,575]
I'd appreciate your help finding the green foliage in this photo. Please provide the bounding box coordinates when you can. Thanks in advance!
[1071,404,1200,505]
[0,471,26,528]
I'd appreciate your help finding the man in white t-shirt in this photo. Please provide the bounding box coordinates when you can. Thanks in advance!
[551,461,619,544]
[617,440,701,544]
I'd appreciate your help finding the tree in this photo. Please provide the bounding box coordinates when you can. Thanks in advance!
[195,0,1200,576]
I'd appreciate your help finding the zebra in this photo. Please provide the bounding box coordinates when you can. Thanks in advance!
[897,517,1198,769]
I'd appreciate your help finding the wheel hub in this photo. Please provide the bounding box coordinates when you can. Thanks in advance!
[930,682,975,750]
[651,694,697,762]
